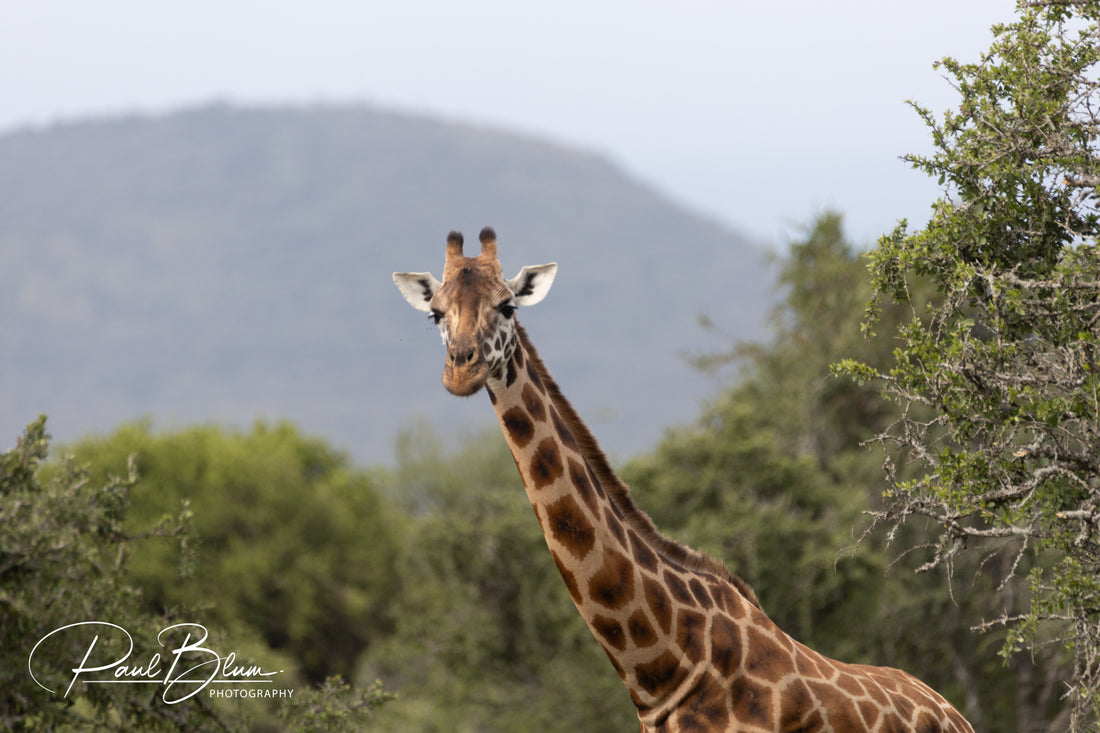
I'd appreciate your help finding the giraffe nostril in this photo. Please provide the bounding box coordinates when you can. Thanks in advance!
[449,346,477,366]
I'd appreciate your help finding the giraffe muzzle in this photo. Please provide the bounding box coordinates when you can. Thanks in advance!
[447,345,478,367]
[443,342,488,396]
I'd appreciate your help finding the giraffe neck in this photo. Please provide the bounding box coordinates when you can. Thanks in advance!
[484,322,756,720]
[480,322,974,732]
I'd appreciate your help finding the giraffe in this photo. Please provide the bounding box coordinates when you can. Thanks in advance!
[393,228,975,733]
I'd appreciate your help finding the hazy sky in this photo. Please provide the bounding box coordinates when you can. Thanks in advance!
[1,1,1017,244]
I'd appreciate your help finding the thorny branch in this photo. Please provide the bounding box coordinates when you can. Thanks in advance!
[848,3,1100,724]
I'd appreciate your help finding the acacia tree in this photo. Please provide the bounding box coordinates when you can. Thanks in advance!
[841,1,1100,727]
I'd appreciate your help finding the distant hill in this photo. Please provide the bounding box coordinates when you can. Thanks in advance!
[0,103,773,464]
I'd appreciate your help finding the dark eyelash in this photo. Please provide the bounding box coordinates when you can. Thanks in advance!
[498,304,515,319]
[429,310,443,325]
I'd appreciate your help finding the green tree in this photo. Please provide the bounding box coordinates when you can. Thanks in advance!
[841,3,1100,727]
[2,417,395,731]
[632,214,890,654]
[0,417,219,730]
[630,213,1066,730]
[67,420,404,686]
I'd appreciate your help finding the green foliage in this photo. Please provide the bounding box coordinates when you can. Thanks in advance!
[843,3,1100,727]
[65,420,404,687]
[633,213,1066,731]
[280,677,396,733]
[1,417,397,732]
[0,417,220,730]
[632,219,890,651]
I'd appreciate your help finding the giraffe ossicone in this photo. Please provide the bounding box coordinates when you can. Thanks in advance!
[393,228,974,732]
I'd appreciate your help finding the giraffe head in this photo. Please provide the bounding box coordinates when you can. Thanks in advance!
[394,227,557,396]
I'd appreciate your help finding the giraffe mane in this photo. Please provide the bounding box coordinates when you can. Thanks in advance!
[513,322,761,609]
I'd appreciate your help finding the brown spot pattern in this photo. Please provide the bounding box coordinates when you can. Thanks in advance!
[587,463,606,499]
[745,626,796,683]
[634,650,684,698]
[797,708,827,731]
[677,675,730,731]
[836,672,864,697]
[546,494,595,560]
[728,676,774,729]
[529,437,564,489]
[880,713,909,733]
[808,679,863,729]
[863,675,890,706]
[505,356,519,387]
[591,614,626,651]
[664,571,695,606]
[629,530,659,573]
[567,458,600,515]
[915,712,941,733]
[709,582,746,619]
[874,670,903,693]
[794,649,828,680]
[603,506,627,547]
[858,699,882,728]
[908,686,941,712]
[777,678,815,731]
[643,576,673,635]
[525,357,544,392]
[688,578,712,607]
[549,406,577,452]
[675,608,707,662]
[521,383,547,422]
[587,548,635,610]
[501,406,534,448]
[710,613,742,677]
[550,549,581,605]
[893,694,915,722]
[627,608,658,648]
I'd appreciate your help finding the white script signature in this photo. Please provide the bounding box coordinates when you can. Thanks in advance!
[28,622,284,704]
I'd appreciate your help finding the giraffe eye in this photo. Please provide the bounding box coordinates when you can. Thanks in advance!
[498,303,516,319]
[429,309,444,325]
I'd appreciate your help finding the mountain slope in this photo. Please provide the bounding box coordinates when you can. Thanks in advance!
[0,103,772,464]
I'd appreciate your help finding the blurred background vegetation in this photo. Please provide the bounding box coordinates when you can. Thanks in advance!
[0,212,1071,731]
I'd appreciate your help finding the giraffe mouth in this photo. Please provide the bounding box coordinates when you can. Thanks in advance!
[442,361,489,397]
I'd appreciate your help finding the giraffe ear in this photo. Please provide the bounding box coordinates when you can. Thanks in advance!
[393,271,442,312]
[507,263,557,307]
